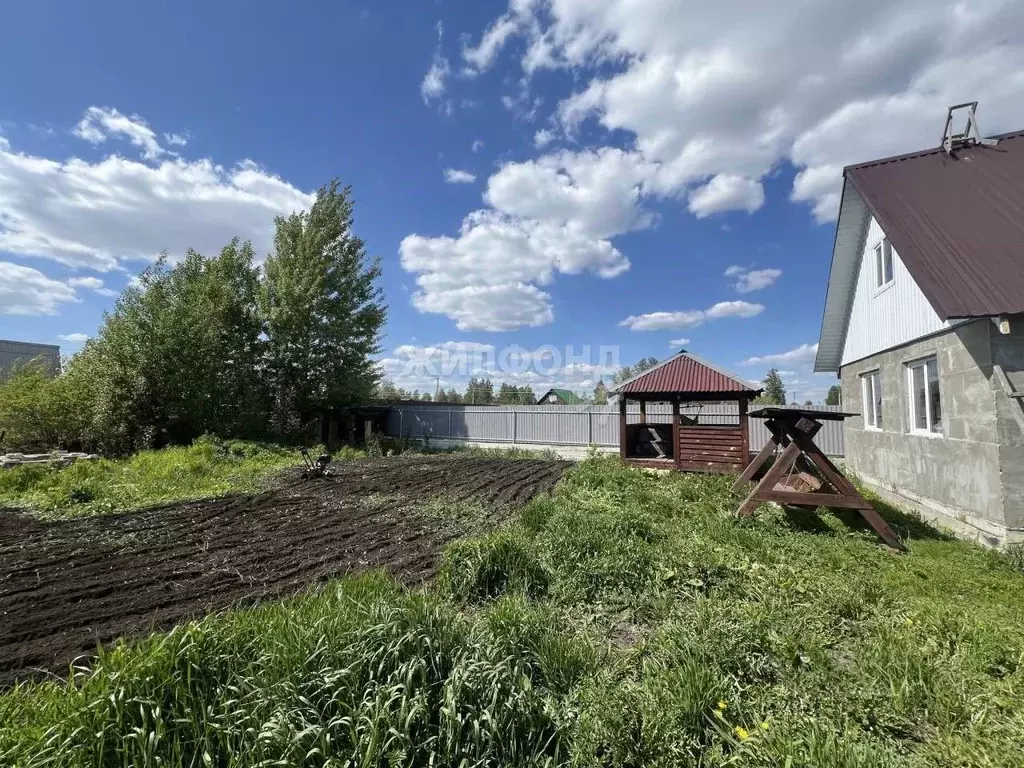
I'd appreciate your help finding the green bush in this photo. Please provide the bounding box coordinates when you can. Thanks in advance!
[441,528,550,603]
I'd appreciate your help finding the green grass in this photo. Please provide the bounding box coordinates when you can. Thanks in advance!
[0,437,311,519]
[3,456,1023,766]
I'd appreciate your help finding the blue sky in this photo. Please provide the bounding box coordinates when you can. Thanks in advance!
[2,0,1022,402]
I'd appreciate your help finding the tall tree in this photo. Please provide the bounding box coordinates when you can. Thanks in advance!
[261,181,386,435]
[825,385,841,406]
[593,379,608,405]
[612,356,660,386]
[759,368,787,405]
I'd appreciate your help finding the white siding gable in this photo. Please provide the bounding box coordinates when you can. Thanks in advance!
[840,216,950,366]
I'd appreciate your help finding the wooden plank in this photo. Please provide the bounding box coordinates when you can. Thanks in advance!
[672,400,680,471]
[680,426,743,434]
[678,442,742,451]
[737,441,800,516]
[731,435,777,492]
[619,397,627,461]
[747,489,873,509]
[678,435,743,444]
[739,397,749,471]
[676,461,743,473]
[678,448,742,459]
[626,458,676,470]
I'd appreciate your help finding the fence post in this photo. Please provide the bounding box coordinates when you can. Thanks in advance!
[588,408,593,445]
[399,409,404,440]
[448,408,453,438]
[512,408,517,444]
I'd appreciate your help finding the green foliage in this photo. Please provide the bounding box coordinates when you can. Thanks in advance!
[0,360,87,452]
[592,379,608,405]
[0,182,385,454]
[612,356,660,386]
[757,367,787,405]
[826,384,842,406]
[0,438,301,518]
[4,457,1024,765]
[261,180,386,436]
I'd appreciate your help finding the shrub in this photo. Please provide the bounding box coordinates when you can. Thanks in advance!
[441,528,550,603]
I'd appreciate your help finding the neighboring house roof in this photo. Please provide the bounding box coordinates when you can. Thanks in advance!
[815,130,1024,372]
[609,350,761,398]
[537,388,583,404]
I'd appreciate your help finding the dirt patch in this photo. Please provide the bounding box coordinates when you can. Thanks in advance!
[0,455,568,686]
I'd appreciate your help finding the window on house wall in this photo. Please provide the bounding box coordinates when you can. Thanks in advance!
[860,370,882,429]
[907,357,942,434]
[874,238,894,288]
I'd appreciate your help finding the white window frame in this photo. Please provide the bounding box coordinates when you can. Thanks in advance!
[906,356,942,436]
[874,237,894,289]
[860,370,882,430]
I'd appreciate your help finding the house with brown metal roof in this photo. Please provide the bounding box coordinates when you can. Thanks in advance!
[814,104,1024,546]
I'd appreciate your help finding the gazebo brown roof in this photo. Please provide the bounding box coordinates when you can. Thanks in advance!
[611,350,761,400]
[610,351,761,474]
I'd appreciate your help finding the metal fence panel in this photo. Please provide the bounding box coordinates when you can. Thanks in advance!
[382,404,845,456]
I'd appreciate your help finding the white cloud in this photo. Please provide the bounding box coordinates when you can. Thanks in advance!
[620,300,764,330]
[462,0,536,74]
[421,22,450,104]
[669,337,690,347]
[0,109,315,272]
[470,0,1024,221]
[444,168,477,184]
[400,209,628,331]
[73,107,165,161]
[58,333,90,343]
[724,265,782,293]
[485,147,655,240]
[163,132,189,147]
[472,139,485,152]
[0,262,79,315]
[741,342,819,366]
[534,128,555,148]
[68,275,118,297]
[687,174,764,218]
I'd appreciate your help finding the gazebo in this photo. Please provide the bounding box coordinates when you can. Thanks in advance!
[610,350,762,474]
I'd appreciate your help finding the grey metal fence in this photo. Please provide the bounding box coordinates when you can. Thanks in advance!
[383,403,846,457]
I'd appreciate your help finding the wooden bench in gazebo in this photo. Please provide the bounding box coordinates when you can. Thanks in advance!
[609,350,762,474]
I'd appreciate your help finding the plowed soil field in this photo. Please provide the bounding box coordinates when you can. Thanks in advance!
[0,455,568,686]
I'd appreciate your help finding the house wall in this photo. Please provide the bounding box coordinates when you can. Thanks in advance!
[841,216,953,367]
[990,321,1024,536]
[840,320,1010,545]
[0,340,61,378]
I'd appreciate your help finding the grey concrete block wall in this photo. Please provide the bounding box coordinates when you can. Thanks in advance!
[840,320,1009,542]
[990,320,1024,533]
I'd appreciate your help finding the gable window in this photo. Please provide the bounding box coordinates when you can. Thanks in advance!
[907,357,942,434]
[874,238,894,288]
[861,370,882,429]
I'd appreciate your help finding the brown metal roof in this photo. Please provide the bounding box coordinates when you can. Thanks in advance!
[846,130,1024,320]
[612,351,761,397]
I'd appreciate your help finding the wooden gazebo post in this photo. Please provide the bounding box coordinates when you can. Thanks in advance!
[671,399,680,470]
[738,397,749,464]
[619,395,627,461]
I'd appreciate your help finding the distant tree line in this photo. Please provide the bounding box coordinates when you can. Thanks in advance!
[0,181,386,454]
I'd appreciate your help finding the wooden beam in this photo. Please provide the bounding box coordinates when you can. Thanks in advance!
[619,396,628,461]
[639,399,647,424]
[739,397,749,470]
[671,399,680,471]
[751,490,872,509]
[732,435,777,492]
[737,441,800,516]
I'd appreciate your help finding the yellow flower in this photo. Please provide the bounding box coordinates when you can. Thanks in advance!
[735,726,750,741]
[760,721,769,731]
[717,700,728,711]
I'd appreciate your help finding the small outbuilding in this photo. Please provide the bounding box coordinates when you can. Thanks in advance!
[536,388,584,405]
[609,350,762,473]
